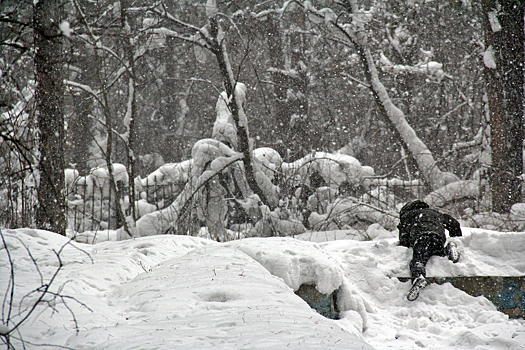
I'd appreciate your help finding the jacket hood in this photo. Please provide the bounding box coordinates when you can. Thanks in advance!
[399,200,430,218]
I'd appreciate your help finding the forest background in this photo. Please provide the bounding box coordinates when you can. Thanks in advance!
[0,0,523,237]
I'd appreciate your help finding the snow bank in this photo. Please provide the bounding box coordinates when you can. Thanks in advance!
[1,230,373,350]
[2,227,525,350]
[226,237,344,294]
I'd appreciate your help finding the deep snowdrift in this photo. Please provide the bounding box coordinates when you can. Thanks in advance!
[1,227,525,349]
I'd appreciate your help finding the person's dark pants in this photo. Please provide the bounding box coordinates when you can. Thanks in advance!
[410,233,446,282]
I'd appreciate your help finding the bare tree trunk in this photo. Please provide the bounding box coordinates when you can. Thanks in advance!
[207,13,273,209]
[265,15,289,156]
[121,0,138,222]
[34,0,66,235]
[265,12,310,160]
[91,38,132,236]
[482,0,524,212]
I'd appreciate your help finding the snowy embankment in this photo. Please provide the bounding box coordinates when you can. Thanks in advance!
[1,227,525,349]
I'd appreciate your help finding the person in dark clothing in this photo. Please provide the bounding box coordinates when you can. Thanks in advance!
[397,200,462,301]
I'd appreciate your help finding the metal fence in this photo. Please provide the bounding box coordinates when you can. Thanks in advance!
[66,180,184,233]
[0,178,185,233]
[1,175,429,233]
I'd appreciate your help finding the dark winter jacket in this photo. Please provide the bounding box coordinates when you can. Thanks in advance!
[397,200,462,248]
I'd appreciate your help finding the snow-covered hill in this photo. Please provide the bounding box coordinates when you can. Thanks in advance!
[1,227,524,349]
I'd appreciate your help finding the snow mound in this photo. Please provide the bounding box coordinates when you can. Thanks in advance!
[65,245,374,350]
[226,237,344,294]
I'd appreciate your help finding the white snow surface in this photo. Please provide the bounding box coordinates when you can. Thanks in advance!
[1,226,525,349]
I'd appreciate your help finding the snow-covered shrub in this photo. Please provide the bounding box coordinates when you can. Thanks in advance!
[281,151,369,190]
[212,83,247,149]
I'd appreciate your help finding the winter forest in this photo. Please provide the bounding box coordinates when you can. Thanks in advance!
[1,0,525,349]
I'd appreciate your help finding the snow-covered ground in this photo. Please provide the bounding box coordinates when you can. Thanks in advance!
[1,226,525,349]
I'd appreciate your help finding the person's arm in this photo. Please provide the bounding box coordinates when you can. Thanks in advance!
[398,220,410,247]
[442,213,462,237]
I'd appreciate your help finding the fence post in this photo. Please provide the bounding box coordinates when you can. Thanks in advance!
[91,183,95,231]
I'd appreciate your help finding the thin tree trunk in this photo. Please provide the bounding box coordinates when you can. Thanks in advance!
[265,15,289,156]
[121,0,137,222]
[208,14,273,209]
[34,0,66,235]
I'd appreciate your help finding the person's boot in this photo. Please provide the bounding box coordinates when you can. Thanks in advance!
[407,275,427,301]
[446,241,460,263]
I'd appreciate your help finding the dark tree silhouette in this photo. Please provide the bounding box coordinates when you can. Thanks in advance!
[482,0,525,212]
[34,0,66,234]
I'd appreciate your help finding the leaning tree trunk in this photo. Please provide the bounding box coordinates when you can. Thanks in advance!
[359,46,459,191]
[206,7,272,209]
[330,2,459,191]
[34,0,66,235]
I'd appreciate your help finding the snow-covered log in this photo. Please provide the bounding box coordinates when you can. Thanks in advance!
[424,180,480,208]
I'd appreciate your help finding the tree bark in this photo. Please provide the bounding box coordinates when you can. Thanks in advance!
[34,0,66,235]
[265,12,310,160]
[482,0,525,212]
[121,0,138,222]
[265,15,289,156]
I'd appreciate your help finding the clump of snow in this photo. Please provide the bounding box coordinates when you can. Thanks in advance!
[282,151,368,188]
[212,83,247,149]
[484,46,497,69]
[253,147,282,178]
[226,237,345,294]
[136,159,193,189]
[60,21,73,37]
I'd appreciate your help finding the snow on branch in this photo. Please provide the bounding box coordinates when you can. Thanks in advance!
[267,67,300,79]
[134,144,244,237]
[250,0,298,20]
[379,53,444,81]
[424,180,480,208]
[64,80,99,97]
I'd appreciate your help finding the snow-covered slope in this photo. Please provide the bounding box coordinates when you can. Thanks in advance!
[1,227,524,349]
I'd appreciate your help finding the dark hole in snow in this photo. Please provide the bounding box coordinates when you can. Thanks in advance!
[295,284,339,320]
